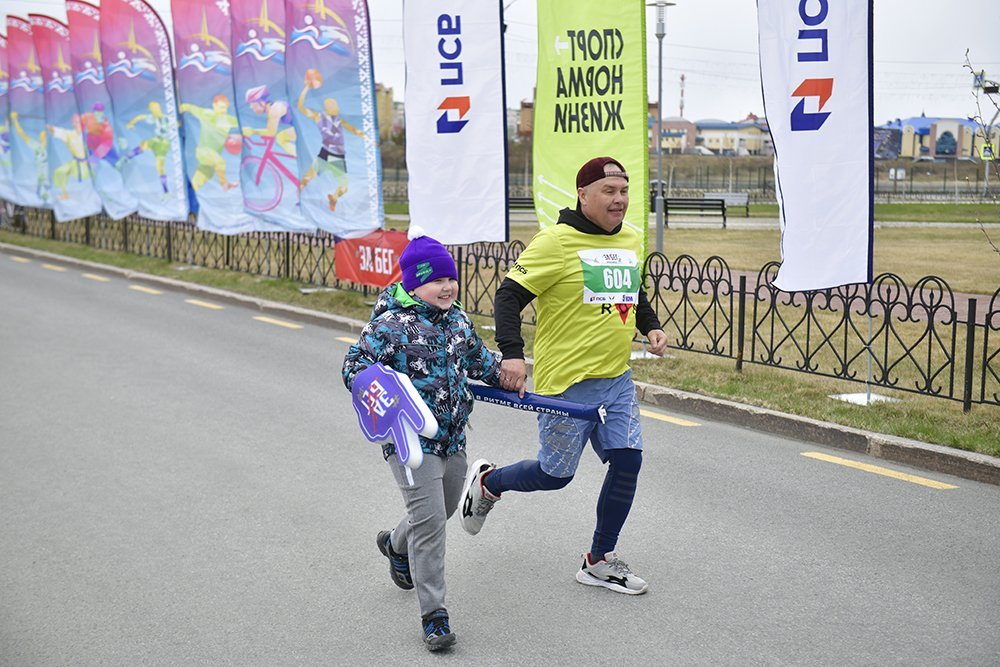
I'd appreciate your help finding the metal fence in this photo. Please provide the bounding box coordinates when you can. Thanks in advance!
[4,205,998,411]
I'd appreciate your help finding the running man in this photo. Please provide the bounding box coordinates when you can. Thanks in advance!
[460,156,668,596]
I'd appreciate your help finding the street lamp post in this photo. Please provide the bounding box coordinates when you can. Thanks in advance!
[648,1,675,255]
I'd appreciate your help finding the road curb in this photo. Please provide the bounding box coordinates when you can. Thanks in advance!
[5,241,998,487]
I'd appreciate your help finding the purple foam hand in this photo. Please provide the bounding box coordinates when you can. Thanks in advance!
[351,363,437,469]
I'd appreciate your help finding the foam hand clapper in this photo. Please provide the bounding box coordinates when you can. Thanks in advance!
[351,363,437,470]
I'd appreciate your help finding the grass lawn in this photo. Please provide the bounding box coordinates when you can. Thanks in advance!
[654,226,1000,295]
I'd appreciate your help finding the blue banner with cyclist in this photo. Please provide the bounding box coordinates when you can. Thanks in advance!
[99,0,188,222]
[231,0,313,232]
[285,0,383,237]
[171,0,260,235]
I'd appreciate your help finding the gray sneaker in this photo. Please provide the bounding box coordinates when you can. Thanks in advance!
[575,551,648,595]
[459,459,500,535]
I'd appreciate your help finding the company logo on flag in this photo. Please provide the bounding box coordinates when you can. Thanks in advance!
[790,78,833,132]
[404,1,507,244]
[437,96,469,133]
[757,0,873,292]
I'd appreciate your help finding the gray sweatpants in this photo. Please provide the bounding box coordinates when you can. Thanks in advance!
[387,450,467,617]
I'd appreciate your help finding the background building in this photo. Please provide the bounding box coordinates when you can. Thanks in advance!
[878,114,999,160]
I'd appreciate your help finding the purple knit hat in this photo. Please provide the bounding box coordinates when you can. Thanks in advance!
[399,226,457,291]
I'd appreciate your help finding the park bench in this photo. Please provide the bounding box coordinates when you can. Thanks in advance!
[665,197,727,227]
[509,196,534,209]
[704,191,750,217]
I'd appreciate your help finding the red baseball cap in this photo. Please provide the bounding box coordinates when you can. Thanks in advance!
[576,156,628,189]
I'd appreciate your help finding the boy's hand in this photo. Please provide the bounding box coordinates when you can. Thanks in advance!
[499,358,527,398]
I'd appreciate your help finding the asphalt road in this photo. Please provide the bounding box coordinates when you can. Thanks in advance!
[2,253,998,666]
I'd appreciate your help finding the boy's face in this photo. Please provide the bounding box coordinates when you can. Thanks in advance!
[411,277,458,310]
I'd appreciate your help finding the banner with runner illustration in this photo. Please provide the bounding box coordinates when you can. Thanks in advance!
[0,35,17,203]
[532,2,648,243]
[100,0,188,222]
[6,16,51,209]
[285,0,383,237]
[30,14,103,222]
[230,0,312,231]
[403,0,508,244]
[758,0,873,291]
[171,0,259,235]
[66,0,138,220]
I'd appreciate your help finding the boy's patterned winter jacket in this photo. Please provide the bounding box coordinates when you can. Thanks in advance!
[342,282,502,458]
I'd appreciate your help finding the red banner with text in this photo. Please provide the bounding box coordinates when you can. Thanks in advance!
[335,229,408,288]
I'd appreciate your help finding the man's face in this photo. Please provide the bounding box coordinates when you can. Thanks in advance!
[578,165,629,231]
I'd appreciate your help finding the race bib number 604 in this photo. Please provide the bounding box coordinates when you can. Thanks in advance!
[578,248,640,304]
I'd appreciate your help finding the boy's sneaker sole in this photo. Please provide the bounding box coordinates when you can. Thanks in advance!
[459,459,495,535]
[424,632,457,651]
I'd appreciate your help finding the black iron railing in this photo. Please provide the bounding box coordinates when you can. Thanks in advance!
[3,205,997,411]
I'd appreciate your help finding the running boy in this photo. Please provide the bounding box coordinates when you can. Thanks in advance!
[342,227,501,651]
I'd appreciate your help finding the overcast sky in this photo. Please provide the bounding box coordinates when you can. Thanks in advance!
[5,0,998,124]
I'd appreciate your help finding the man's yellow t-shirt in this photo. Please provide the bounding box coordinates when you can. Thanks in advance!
[507,223,643,395]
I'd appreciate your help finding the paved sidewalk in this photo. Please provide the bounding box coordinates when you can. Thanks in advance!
[4,241,997,486]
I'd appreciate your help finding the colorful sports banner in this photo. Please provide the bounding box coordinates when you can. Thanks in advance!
[0,35,17,203]
[100,0,188,222]
[171,0,259,235]
[758,0,873,291]
[334,228,407,287]
[31,14,103,222]
[532,3,648,240]
[66,0,138,220]
[231,0,312,231]
[6,16,51,209]
[285,0,383,237]
[403,0,508,244]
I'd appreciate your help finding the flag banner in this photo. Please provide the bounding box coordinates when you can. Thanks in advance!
[231,0,313,232]
[66,0,137,220]
[285,0,383,237]
[533,2,648,241]
[100,0,188,222]
[403,0,508,244]
[0,35,18,203]
[334,228,407,287]
[758,0,873,292]
[30,14,103,222]
[171,0,259,235]
[6,16,51,208]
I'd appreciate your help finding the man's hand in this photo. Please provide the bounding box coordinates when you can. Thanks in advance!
[499,358,527,398]
[646,329,668,356]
